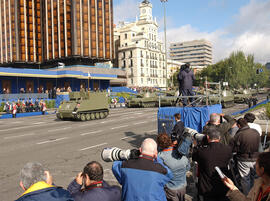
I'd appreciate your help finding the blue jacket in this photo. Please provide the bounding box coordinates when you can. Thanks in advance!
[112,155,173,201]
[15,181,74,201]
[67,180,121,201]
[158,147,190,190]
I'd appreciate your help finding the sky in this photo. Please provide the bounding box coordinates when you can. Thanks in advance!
[113,0,270,64]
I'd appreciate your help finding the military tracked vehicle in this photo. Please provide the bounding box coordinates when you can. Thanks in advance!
[56,91,109,121]
[204,89,235,108]
[126,92,158,108]
[234,89,257,106]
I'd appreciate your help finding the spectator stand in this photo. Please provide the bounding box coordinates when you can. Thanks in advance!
[55,92,70,108]
[158,104,222,134]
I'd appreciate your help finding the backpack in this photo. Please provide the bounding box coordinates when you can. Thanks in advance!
[177,131,193,156]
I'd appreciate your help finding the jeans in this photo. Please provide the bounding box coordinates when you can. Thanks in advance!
[165,186,186,201]
[237,160,257,195]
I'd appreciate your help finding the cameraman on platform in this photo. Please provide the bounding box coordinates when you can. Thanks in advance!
[67,161,121,201]
[111,138,173,201]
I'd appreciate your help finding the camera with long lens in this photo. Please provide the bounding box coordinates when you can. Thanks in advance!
[101,147,140,162]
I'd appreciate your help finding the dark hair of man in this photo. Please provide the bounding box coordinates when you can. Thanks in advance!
[237,118,248,128]
[207,127,221,140]
[157,133,172,150]
[185,63,190,68]
[174,113,181,120]
[257,152,270,176]
[244,113,256,123]
[83,161,103,181]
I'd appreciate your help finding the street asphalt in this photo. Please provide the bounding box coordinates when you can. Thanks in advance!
[0,107,158,201]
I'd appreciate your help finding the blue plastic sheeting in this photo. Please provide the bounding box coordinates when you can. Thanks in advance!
[231,100,270,116]
[158,104,222,134]
[0,111,48,119]
[55,95,70,108]
[109,87,137,94]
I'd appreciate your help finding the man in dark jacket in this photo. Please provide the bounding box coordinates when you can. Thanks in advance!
[178,63,195,106]
[203,113,235,145]
[171,113,185,143]
[16,162,73,201]
[112,138,173,201]
[229,118,260,195]
[192,127,232,201]
[68,161,121,201]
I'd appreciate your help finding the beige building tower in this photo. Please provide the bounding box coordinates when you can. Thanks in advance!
[170,39,212,68]
[114,0,166,87]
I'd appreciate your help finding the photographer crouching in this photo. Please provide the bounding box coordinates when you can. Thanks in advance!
[67,161,121,201]
[101,138,173,201]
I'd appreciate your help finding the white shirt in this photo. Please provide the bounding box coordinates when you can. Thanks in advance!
[248,122,262,136]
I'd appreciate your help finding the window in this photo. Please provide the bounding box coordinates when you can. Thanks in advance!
[130,59,133,67]
[123,60,126,68]
[125,33,127,39]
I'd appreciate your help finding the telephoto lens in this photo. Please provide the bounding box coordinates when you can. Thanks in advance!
[101,147,131,162]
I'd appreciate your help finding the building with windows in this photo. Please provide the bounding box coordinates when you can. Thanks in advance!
[0,0,114,68]
[169,39,212,68]
[0,0,128,94]
[114,0,166,87]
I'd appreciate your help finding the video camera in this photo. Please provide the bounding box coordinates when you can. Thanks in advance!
[101,147,140,162]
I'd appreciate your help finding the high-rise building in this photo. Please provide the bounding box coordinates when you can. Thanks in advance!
[170,39,212,68]
[0,0,114,68]
[114,0,166,87]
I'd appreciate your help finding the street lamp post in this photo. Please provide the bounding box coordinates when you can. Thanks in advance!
[161,0,168,90]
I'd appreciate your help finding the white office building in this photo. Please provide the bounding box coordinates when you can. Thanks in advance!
[114,0,166,87]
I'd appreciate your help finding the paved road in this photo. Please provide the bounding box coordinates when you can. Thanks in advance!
[0,108,158,201]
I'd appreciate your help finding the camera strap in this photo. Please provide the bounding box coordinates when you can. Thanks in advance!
[139,154,155,161]
[83,181,103,191]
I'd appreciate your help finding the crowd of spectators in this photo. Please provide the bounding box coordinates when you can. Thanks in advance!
[14,112,270,201]
[4,99,47,117]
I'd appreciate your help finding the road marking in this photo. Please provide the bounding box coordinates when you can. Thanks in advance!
[48,127,71,132]
[133,121,146,125]
[111,125,128,130]
[121,134,136,140]
[79,143,108,151]
[4,133,36,139]
[80,130,103,136]
[37,137,68,145]
[33,122,46,125]
[146,129,157,133]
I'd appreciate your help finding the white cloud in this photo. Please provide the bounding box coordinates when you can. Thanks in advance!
[114,0,139,25]
[160,0,270,64]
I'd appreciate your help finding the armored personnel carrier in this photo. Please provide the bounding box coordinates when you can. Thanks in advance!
[234,89,255,104]
[126,92,158,108]
[205,89,235,108]
[56,91,109,121]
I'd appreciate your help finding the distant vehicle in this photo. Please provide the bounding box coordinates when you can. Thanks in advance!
[126,92,158,108]
[56,91,109,121]
[258,88,268,94]
[204,89,235,108]
[234,89,252,103]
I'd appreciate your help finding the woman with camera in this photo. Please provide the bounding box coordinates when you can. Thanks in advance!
[157,133,190,201]
[223,152,270,201]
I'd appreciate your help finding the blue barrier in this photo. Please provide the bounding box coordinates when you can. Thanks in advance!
[109,87,137,94]
[231,100,270,116]
[0,111,49,119]
[158,104,222,134]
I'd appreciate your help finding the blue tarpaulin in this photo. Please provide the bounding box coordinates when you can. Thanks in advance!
[158,104,222,134]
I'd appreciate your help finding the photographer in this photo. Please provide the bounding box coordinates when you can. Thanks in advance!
[67,161,121,201]
[192,127,233,201]
[157,133,190,201]
[111,138,173,201]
